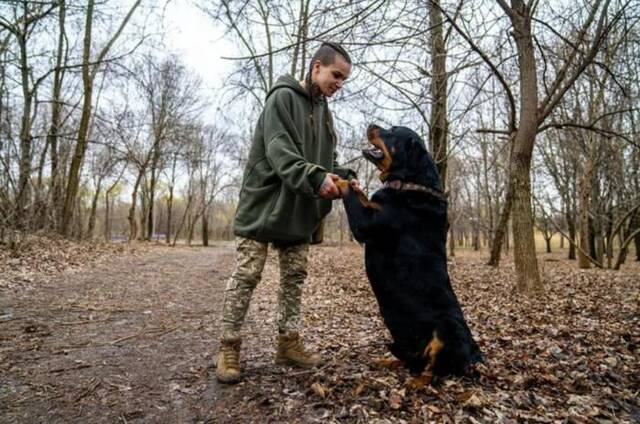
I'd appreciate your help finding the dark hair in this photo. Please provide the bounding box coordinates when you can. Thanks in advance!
[310,42,352,68]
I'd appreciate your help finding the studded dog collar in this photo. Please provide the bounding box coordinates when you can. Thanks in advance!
[383,180,447,201]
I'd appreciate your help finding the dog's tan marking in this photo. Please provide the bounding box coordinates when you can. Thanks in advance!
[366,127,393,173]
[336,178,380,210]
[405,331,445,390]
[424,331,444,369]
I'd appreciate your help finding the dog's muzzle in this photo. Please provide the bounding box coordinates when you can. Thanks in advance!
[362,146,385,161]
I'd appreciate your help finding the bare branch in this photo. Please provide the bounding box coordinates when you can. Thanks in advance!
[432,0,517,132]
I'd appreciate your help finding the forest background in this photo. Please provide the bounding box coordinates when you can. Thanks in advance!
[1,1,639,422]
[1,0,639,292]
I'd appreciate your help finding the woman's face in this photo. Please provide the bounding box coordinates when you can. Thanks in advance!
[312,55,351,97]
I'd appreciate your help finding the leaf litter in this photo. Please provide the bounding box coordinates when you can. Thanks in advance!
[0,237,637,423]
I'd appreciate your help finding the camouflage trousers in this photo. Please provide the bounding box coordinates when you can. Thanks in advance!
[221,236,309,340]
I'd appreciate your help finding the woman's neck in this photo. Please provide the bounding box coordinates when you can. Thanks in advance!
[300,79,323,98]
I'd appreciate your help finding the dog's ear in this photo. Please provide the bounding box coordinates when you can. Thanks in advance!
[408,135,443,190]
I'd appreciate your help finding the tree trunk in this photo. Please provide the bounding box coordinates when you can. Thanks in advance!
[138,184,148,242]
[578,140,597,269]
[86,177,103,239]
[146,172,155,241]
[614,228,640,270]
[60,0,141,236]
[473,229,479,251]
[508,4,542,293]
[127,168,145,243]
[49,0,66,228]
[545,236,552,253]
[588,217,598,262]
[61,0,95,236]
[429,0,448,189]
[297,0,310,80]
[488,179,514,266]
[166,190,173,244]
[172,190,193,247]
[448,228,455,257]
[605,208,614,268]
[103,168,123,242]
[617,235,627,266]
[146,148,161,240]
[567,211,577,259]
[186,214,193,246]
[202,212,209,247]
[15,33,33,230]
[104,192,111,242]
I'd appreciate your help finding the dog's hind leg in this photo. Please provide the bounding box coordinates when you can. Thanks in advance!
[424,331,445,370]
[405,331,445,390]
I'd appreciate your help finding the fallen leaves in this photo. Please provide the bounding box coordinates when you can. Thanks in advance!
[387,388,405,410]
[210,245,640,422]
[0,234,136,293]
[1,240,638,423]
[310,381,328,398]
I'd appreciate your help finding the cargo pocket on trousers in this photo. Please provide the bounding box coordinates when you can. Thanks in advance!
[225,278,238,291]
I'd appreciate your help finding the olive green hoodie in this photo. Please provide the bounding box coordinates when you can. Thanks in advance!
[233,75,356,244]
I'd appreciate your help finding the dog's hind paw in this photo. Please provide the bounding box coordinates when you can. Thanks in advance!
[405,372,433,390]
[373,357,403,369]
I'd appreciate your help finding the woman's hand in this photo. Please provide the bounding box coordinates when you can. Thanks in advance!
[318,173,341,199]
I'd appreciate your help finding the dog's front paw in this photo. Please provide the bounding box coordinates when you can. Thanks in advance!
[334,178,351,197]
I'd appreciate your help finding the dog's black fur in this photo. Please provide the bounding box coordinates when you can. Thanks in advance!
[342,124,483,378]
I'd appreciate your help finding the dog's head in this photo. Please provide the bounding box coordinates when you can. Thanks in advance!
[363,124,442,190]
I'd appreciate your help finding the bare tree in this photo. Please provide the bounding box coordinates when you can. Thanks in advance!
[133,54,203,241]
[0,2,57,229]
[429,0,449,188]
[60,0,142,236]
[435,0,630,292]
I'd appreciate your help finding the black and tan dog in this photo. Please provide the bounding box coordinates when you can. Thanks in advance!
[336,124,483,386]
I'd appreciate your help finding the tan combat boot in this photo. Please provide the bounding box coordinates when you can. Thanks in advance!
[215,337,242,383]
[275,331,323,368]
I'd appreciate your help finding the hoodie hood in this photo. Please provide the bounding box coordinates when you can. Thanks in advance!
[267,75,325,104]
[233,73,355,244]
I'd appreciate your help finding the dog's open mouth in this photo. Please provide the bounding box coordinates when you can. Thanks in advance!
[362,146,385,161]
[363,124,393,177]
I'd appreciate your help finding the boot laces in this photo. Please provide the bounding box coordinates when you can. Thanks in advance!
[221,342,240,366]
[291,337,311,355]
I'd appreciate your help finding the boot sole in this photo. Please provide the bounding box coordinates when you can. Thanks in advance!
[275,357,322,368]
[216,373,242,384]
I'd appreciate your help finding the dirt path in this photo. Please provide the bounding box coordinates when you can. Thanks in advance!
[2,244,638,423]
[1,245,237,423]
